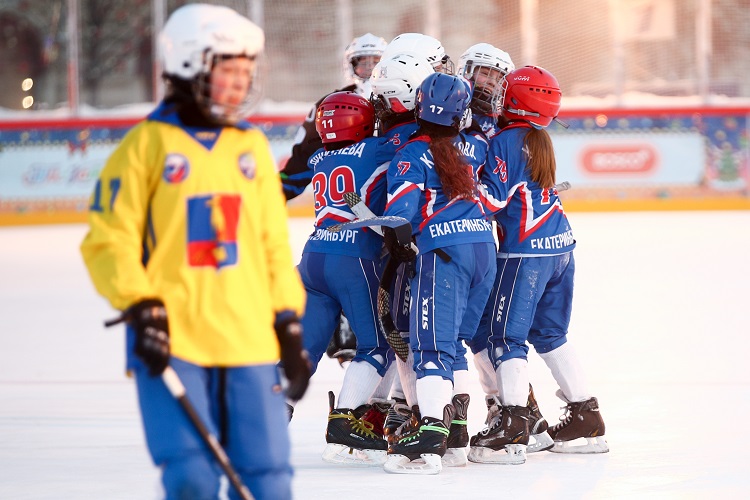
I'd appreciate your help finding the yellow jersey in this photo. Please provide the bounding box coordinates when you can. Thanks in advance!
[80,104,305,366]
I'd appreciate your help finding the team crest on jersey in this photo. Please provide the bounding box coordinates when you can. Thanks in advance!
[163,154,190,183]
[186,194,241,269]
[397,161,411,176]
[238,152,256,180]
[494,156,508,183]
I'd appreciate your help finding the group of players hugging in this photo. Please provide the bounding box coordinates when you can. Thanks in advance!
[282,31,609,474]
[82,4,610,498]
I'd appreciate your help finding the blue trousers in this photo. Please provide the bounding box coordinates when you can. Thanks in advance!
[483,252,575,367]
[134,358,292,500]
[409,242,496,381]
[297,252,391,375]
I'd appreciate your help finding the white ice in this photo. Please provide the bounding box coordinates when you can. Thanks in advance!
[1,211,749,499]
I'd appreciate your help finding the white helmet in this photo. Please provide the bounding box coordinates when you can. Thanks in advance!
[458,43,515,116]
[381,33,454,74]
[342,33,387,87]
[158,3,265,123]
[369,53,434,119]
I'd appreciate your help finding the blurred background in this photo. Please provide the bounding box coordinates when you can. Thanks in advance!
[1,0,749,225]
[2,0,749,112]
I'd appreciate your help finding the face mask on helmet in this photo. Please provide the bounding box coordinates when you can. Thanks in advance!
[415,73,471,128]
[497,65,562,129]
[159,4,265,125]
[343,33,387,87]
[369,53,435,121]
[458,43,514,116]
[315,91,375,146]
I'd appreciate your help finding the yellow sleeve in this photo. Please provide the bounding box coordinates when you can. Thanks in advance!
[80,122,160,311]
[253,130,306,318]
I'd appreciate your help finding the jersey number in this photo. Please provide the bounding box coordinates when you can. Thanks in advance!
[312,166,356,210]
[89,178,121,212]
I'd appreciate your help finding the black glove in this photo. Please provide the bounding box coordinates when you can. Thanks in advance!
[127,299,170,377]
[275,312,311,402]
[383,226,417,263]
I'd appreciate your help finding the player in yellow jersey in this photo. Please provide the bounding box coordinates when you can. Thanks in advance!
[79,4,309,499]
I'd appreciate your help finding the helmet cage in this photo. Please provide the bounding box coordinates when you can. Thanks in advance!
[159,4,265,125]
[343,33,387,86]
[191,52,263,125]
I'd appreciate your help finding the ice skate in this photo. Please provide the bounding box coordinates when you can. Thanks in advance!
[527,384,554,453]
[548,396,609,454]
[384,405,454,475]
[360,399,391,438]
[383,397,411,442]
[468,405,529,465]
[443,393,470,467]
[322,392,387,466]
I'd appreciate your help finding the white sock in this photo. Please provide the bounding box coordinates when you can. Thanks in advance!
[416,375,453,421]
[396,350,418,407]
[538,342,592,403]
[337,360,382,409]
[453,368,472,395]
[496,358,528,407]
[369,361,397,401]
[389,365,406,400]
[472,349,499,395]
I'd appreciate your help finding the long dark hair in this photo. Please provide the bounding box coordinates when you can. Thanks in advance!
[416,120,475,200]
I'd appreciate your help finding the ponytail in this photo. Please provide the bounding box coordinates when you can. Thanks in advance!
[523,128,556,189]
[417,121,475,200]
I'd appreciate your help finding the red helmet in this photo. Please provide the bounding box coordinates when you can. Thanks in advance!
[315,91,375,145]
[499,65,561,128]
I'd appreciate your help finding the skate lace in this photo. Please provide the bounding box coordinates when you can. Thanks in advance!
[478,406,502,435]
[329,413,379,438]
[553,405,573,430]
[398,423,449,443]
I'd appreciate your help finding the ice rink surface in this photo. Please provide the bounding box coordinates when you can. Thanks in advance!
[2,211,749,499]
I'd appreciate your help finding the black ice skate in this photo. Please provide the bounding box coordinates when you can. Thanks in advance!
[443,393,470,467]
[322,392,387,466]
[548,396,609,454]
[468,405,529,465]
[527,384,554,453]
[383,405,454,475]
[383,397,410,442]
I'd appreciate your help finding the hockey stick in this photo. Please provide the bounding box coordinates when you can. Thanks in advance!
[377,256,410,362]
[104,315,253,500]
[161,367,254,500]
[343,191,385,236]
[327,214,413,234]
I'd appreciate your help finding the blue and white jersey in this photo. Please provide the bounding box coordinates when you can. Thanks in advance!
[479,122,576,256]
[380,119,418,155]
[384,133,494,254]
[471,112,501,140]
[302,136,394,261]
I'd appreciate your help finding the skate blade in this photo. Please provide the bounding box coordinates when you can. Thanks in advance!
[467,444,526,465]
[442,447,467,467]
[322,443,387,466]
[383,453,443,475]
[527,431,554,453]
[550,435,609,454]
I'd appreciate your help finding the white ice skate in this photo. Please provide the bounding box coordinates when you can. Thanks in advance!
[383,453,443,475]
[322,443,387,466]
